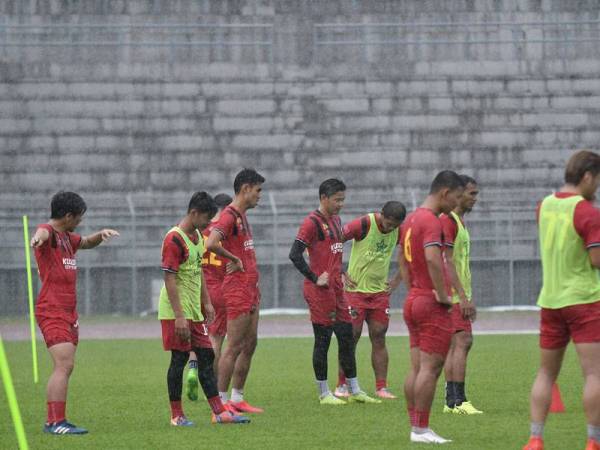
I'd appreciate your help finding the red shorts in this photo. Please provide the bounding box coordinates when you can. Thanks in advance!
[222,282,260,321]
[207,283,227,337]
[403,291,453,356]
[450,303,472,333]
[304,284,351,326]
[36,315,79,348]
[540,300,600,349]
[345,291,390,327]
[160,319,212,352]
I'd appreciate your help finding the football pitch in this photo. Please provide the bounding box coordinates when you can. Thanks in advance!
[0,335,586,450]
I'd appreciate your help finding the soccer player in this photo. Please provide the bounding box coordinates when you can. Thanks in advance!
[523,150,600,450]
[401,170,465,444]
[31,191,119,435]
[334,201,407,399]
[289,178,381,405]
[441,175,483,415]
[159,191,249,426]
[206,169,265,414]
[185,193,233,402]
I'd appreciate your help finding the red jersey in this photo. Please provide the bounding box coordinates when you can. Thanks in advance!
[400,208,446,292]
[296,210,344,290]
[161,227,200,273]
[536,192,600,247]
[202,222,227,286]
[342,213,401,244]
[34,223,82,320]
[213,205,259,284]
[439,213,461,248]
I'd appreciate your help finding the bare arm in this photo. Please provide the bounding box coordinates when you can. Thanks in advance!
[590,247,600,269]
[80,229,119,250]
[164,271,190,340]
[205,229,243,272]
[200,270,214,324]
[387,246,404,292]
[424,246,451,306]
[445,247,475,320]
[30,227,50,248]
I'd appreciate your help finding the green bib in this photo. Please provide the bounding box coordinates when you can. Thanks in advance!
[450,211,472,304]
[537,194,600,309]
[347,213,398,293]
[158,227,204,321]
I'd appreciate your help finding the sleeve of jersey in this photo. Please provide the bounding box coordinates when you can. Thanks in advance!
[422,219,443,248]
[574,201,600,248]
[69,232,82,252]
[36,224,54,249]
[213,211,234,240]
[295,216,316,247]
[342,216,369,241]
[161,234,184,273]
[440,215,457,248]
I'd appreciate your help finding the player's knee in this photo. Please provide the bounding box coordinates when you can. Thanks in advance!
[58,360,75,375]
[457,333,473,350]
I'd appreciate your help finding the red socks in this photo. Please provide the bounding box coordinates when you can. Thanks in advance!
[207,396,225,415]
[338,373,346,387]
[415,409,430,428]
[170,400,184,419]
[407,406,416,427]
[376,379,387,391]
[47,401,66,424]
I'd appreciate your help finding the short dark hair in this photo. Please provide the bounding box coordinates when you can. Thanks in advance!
[319,178,346,198]
[188,191,217,217]
[50,191,87,219]
[233,168,265,194]
[381,201,406,222]
[565,150,600,185]
[459,174,477,187]
[213,193,232,209]
[429,170,465,194]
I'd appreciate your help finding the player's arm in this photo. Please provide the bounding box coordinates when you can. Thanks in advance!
[79,229,120,250]
[288,240,329,287]
[424,245,452,306]
[30,227,50,248]
[589,247,600,268]
[388,246,404,292]
[205,229,243,273]
[445,246,476,320]
[200,270,214,325]
[164,271,190,341]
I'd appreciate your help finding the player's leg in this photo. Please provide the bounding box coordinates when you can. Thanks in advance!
[334,320,380,404]
[404,346,421,426]
[312,322,343,404]
[230,308,263,413]
[167,349,194,426]
[575,343,600,447]
[335,306,363,397]
[443,335,457,412]
[218,312,252,398]
[451,330,482,414]
[209,334,225,377]
[185,351,199,401]
[366,314,395,398]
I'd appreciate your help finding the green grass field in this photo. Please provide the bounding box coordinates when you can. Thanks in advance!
[0,335,588,450]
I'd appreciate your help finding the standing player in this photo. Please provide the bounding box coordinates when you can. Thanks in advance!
[185,193,233,402]
[206,169,265,414]
[441,175,482,415]
[523,150,600,450]
[401,170,465,444]
[289,178,380,405]
[159,191,249,426]
[334,201,406,399]
[31,191,119,435]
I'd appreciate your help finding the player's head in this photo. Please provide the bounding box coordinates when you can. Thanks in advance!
[187,191,218,230]
[319,178,346,216]
[380,201,406,233]
[429,170,465,214]
[214,193,233,211]
[564,150,600,201]
[50,191,87,231]
[458,174,479,213]
[233,168,265,209]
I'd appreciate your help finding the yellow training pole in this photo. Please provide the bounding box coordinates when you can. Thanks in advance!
[0,334,29,450]
[22,215,38,384]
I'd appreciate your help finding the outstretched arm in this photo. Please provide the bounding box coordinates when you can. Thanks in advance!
[80,229,120,250]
